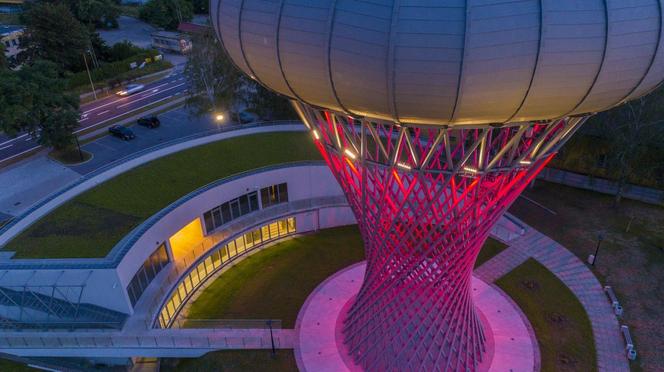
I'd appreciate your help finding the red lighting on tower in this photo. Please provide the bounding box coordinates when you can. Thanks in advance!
[296,103,587,371]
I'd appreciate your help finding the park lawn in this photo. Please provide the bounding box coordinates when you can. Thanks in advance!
[496,258,597,372]
[3,132,320,259]
[161,349,298,372]
[185,226,365,328]
[0,358,36,371]
[509,181,664,371]
[474,238,507,268]
[185,227,508,329]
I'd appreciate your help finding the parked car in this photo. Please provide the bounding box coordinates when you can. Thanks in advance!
[108,125,135,140]
[116,84,145,97]
[237,111,259,124]
[137,116,160,128]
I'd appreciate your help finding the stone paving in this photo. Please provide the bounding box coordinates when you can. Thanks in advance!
[294,262,537,372]
[476,215,629,372]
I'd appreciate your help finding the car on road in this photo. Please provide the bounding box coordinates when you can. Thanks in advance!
[137,116,160,128]
[116,84,145,97]
[108,125,135,140]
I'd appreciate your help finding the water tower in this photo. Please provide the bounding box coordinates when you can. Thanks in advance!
[211,1,664,370]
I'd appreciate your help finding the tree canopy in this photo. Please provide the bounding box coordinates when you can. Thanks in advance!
[41,0,121,29]
[19,2,91,72]
[0,61,80,150]
[139,0,193,30]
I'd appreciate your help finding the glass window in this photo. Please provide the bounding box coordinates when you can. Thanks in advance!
[212,208,222,228]
[288,217,296,232]
[212,250,221,268]
[261,225,270,241]
[221,203,231,223]
[230,200,240,219]
[178,283,187,300]
[269,222,279,238]
[239,195,250,215]
[221,243,230,262]
[205,256,214,273]
[243,232,253,250]
[184,276,193,292]
[167,301,176,318]
[249,192,259,211]
[197,262,207,279]
[252,229,262,244]
[203,212,214,233]
[278,220,288,235]
[260,188,270,207]
[278,183,288,202]
[190,271,200,287]
[171,293,181,309]
[232,237,242,256]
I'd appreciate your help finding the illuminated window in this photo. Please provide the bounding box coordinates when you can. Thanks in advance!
[260,183,288,208]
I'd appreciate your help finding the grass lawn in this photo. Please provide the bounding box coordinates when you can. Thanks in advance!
[185,226,365,328]
[160,349,298,372]
[496,258,597,372]
[185,227,509,329]
[3,132,320,259]
[474,238,507,268]
[0,358,36,371]
[509,181,664,371]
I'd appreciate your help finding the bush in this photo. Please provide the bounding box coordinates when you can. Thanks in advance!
[107,41,145,62]
[67,49,164,89]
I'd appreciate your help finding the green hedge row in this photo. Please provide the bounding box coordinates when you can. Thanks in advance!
[67,50,164,89]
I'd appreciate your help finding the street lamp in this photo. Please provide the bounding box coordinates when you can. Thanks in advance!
[591,233,604,266]
[215,113,225,122]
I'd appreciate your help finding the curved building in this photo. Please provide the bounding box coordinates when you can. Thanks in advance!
[212,1,664,371]
[212,0,664,126]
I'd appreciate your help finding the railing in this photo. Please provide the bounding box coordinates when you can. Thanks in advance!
[172,319,282,329]
[0,333,282,350]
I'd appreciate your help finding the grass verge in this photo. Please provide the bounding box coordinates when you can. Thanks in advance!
[496,258,597,372]
[474,238,507,268]
[3,132,320,259]
[0,358,36,372]
[509,181,664,371]
[160,349,298,372]
[185,226,365,328]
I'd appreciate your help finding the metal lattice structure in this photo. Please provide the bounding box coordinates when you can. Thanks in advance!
[295,102,587,371]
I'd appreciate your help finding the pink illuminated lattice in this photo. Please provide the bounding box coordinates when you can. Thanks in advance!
[294,103,586,371]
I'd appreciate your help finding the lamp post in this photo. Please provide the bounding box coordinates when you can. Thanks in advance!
[592,233,604,266]
[266,319,276,358]
[83,51,97,100]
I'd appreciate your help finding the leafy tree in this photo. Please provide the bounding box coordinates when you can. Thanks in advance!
[107,40,144,62]
[185,27,245,117]
[192,0,209,14]
[42,0,121,29]
[588,90,664,204]
[139,0,193,30]
[0,44,7,69]
[0,61,80,150]
[247,83,297,121]
[19,2,91,72]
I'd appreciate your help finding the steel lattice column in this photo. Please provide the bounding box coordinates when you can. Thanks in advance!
[294,102,586,371]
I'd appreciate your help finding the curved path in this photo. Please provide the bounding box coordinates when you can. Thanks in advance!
[474,215,629,372]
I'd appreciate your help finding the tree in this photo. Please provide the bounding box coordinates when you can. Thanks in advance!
[184,27,245,117]
[0,61,80,150]
[247,83,297,121]
[192,0,209,14]
[19,2,91,72]
[592,91,664,204]
[139,0,193,30]
[42,0,121,29]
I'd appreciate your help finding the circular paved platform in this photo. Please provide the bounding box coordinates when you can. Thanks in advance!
[294,262,538,372]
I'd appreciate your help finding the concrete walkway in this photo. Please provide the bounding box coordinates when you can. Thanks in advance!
[475,216,629,372]
[294,262,537,372]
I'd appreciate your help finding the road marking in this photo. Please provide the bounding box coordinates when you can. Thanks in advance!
[152,88,159,93]
[24,137,32,142]
[0,144,13,150]
[80,78,180,115]
[0,133,28,147]
[97,110,110,116]
[116,83,186,109]
[73,94,183,134]
[0,146,41,164]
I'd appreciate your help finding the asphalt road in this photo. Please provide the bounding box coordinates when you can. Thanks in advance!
[0,69,189,165]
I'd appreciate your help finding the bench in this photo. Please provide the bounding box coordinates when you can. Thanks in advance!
[621,325,637,361]
[604,286,623,316]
